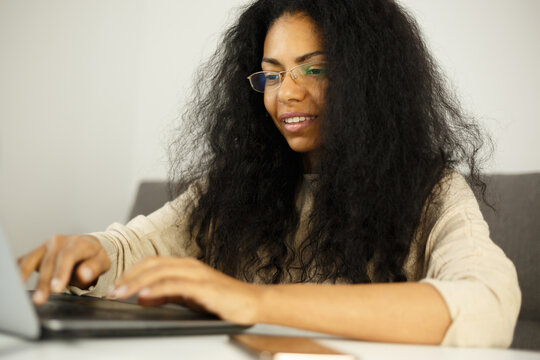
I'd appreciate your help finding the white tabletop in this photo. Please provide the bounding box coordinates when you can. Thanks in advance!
[1,324,539,360]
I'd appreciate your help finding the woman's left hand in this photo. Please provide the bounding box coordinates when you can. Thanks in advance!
[107,257,261,325]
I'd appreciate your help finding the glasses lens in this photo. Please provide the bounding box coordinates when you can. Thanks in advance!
[264,73,280,88]
[249,64,325,93]
[295,63,326,87]
[250,73,267,92]
[249,72,282,92]
[299,63,326,76]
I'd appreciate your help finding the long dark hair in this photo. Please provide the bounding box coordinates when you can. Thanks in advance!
[170,0,489,284]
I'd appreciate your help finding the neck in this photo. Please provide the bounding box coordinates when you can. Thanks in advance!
[302,149,321,174]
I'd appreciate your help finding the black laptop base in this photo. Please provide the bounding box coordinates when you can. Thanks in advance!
[35,293,250,339]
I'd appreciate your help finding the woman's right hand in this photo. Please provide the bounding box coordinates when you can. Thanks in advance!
[17,234,111,305]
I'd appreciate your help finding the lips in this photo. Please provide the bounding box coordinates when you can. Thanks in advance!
[278,112,318,122]
[278,112,318,133]
[283,115,317,124]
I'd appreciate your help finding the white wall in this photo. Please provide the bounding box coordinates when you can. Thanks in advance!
[399,0,540,172]
[1,0,539,257]
[0,0,249,256]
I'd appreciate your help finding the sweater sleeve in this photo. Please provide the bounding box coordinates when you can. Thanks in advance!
[69,184,200,297]
[420,173,521,347]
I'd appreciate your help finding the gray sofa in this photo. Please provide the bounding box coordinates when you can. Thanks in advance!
[128,174,540,350]
[476,174,540,350]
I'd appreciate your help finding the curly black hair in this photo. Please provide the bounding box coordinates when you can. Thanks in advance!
[169,0,489,284]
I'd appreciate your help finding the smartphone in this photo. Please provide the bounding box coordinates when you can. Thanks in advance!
[230,334,356,360]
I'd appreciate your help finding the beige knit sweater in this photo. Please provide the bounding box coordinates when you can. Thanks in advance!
[77,172,521,347]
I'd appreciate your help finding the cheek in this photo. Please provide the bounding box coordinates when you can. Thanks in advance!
[263,93,276,118]
[311,83,327,110]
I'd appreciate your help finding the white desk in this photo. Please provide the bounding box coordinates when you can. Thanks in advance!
[1,324,539,360]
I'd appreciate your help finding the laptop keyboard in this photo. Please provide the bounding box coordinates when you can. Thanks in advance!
[36,293,217,321]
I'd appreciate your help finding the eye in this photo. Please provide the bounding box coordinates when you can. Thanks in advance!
[299,62,327,78]
[265,72,280,83]
[305,66,326,76]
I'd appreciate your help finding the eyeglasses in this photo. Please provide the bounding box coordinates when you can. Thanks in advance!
[247,61,327,93]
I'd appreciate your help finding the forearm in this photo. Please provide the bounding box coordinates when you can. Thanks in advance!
[254,282,451,345]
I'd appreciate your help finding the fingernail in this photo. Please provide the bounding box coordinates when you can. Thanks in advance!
[114,285,127,298]
[139,287,151,296]
[50,278,63,292]
[80,267,93,282]
[33,290,45,303]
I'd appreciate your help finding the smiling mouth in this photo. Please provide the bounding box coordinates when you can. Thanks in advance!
[283,115,318,124]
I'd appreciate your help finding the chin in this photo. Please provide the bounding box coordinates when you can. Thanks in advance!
[286,139,319,154]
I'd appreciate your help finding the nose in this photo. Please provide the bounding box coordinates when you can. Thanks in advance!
[277,71,306,104]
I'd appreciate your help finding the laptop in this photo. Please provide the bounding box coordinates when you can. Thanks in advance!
[0,227,250,339]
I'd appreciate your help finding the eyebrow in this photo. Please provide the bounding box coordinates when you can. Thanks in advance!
[262,51,326,66]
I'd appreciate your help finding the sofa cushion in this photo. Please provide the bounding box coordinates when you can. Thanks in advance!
[128,181,171,220]
[477,174,540,322]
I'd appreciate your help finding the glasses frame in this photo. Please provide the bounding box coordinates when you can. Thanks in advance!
[246,61,326,93]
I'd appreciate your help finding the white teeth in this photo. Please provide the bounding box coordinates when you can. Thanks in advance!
[283,116,316,124]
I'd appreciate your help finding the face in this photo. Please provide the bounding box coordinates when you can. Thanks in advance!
[262,13,327,171]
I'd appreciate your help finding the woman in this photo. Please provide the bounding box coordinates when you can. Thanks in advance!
[18,0,520,347]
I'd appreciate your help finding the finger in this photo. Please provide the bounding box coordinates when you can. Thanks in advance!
[111,264,192,299]
[180,297,209,314]
[111,257,200,298]
[137,295,175,307]
[114,256,180,285]
[18,244,46,282]
[50,238,101,292]
[34,239,64,305]
[137,294,201,309]
[137,279,212,314]
[71,248,111,288]
[136,295,206,313]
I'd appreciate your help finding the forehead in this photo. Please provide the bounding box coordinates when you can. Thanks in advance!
[263,13,323,61]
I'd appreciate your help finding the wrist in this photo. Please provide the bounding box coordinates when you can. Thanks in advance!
[249,283,277,324]
[245,283,271,324]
